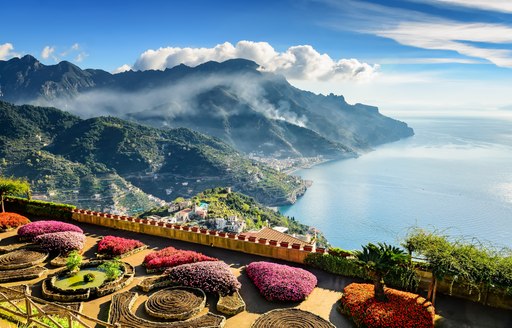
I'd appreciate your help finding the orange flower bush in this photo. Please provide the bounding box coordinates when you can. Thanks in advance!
[340,283,435,328]
[0,212,30,230]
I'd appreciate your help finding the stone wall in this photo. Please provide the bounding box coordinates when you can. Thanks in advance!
[70,210,323,264]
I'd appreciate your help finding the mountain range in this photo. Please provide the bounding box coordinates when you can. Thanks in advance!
[0,101,307,213]
[0,55,413,159]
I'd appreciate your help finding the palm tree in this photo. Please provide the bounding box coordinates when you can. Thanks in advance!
[355,242,409,302]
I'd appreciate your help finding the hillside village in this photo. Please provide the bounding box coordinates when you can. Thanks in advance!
[140,187,316,245]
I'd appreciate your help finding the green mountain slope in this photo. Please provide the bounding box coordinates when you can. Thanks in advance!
[0,101,307,213]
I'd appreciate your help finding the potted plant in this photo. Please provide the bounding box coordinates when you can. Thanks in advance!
[182,226,190,231]
[280,241,289,248]
[208,230,217,236]
[248,236,257,242]
[127,217,133,222]
[218,231,226,237]
[303,245,313,252]
[238,234,246,241]
[316,247,325,253]
[258,238,267,244]
[165,223,173,228]
[200,228,208,234]
[228,233,236,239]
[191,226,199,232]
[134,218,141,223]
[157,221,165,226]
[291,243,301,250]
[105,213,112,218]
[269,239,278,246]
[173,224,182,229]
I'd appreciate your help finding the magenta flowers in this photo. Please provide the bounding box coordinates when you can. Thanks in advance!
[166,261,240,296]
[143,246,217,271]
[97,235,145,256]
[18,220,83,241]
[33,231,86,254]
[246,261,317,302]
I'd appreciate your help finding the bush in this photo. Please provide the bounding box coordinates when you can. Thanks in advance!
[83,273,95,282]
[5,196,75,220]
[246,261,317,302]
[34,231,86,254]
[66,250,82,273]
[0,212,30,230]
[166,261,240,296]
[98,258,123,281]
[18,220,83,241]
[340,283,435,328]
[143,246,217,271]
[97,235,145,256]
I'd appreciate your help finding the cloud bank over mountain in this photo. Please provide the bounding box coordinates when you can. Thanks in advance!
[116,41,378,81]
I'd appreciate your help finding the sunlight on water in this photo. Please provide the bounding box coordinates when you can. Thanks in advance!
[281,116,512,250]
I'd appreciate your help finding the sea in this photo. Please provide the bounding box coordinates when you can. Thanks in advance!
[280,115,512,250]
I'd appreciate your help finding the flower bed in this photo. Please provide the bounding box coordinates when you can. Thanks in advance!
[165,261,240,296]
[246,261,317,302]
[0,212,30,231]
[143,246,217,272]
[34,231,86,254]
[340,283,435,328]
[97,235,146,257]
[18,220,83,241]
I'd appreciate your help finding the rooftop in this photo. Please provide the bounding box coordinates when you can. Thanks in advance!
[244,227,311,247]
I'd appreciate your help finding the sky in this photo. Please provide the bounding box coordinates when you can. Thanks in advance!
[1,0,512,116]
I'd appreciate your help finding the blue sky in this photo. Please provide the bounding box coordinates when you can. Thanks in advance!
[2,0,512,115]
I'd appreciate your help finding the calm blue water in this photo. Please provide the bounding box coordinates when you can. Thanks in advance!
[280,116,512,250]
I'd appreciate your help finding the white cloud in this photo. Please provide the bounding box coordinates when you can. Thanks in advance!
[112,64,132,74]
[133,41,378,81]
[41,46,55,60]
[426,0,512,13]
[0,43,18,60]
[376,21,512,67]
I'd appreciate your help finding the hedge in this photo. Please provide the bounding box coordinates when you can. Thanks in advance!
[5,196,75,220]
[305,253,419,292]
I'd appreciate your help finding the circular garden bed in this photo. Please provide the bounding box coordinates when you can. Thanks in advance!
[0,249,48,270]
[251,308,335,328]
[145,287,206,320]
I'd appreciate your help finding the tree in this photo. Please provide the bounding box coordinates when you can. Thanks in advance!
[66,250,83,274]
[98,258,123,280]
[355,243,409,302]
[0,176,30,212]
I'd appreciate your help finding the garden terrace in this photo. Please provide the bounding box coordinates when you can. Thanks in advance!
[108,291,226,328]
[251,308,336,328]
[0,249,48,270]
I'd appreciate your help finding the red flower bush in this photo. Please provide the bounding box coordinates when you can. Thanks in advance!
[33,231,86,254]
[143,246,217,271]
[165,261,241,296]
[97,235,145,256]
[18,220,83,241]
[0,212,30,230]
[340,283,435,328]
[246,261,317,302]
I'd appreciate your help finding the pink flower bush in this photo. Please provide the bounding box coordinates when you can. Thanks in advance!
[33,231,86,254]
[97,235,145,256]
[246,261,317,302]
[165,261,240,296]
[18,220,83,241]
[143,246,217,271]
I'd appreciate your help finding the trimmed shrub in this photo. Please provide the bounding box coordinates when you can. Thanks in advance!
[340,283,435,328]
[143,246,217,271]
[166,261,240,296]
[5,196,75,220]
[97,235,145,256]
[0,212,30,230]
[18,220,83,241]
[34,231,86,254]
[246,261,317,302]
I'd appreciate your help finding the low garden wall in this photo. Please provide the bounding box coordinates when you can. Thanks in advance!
[70,210,322,264]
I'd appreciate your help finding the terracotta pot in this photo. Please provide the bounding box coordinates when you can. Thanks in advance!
[280,241,289,248]
[238,234,246,241]
[258,238,267,244]
[248,236,257,242]
[200,228,208,234]
[157,222,164,226]
[208,230,217,236]
[127,217,133,222]
[120,216,128,220]
[218,232,226,237]
[182,226,190,231]
[191,227,199,232]
[291,243,301,250]
[165,223,173,228]
[106,214,112,218]
[269,240,278,246]
[228,233,236,239]
[303,245,313,252]
[134,218,141,223]
[173,224,182,229]
[113,215,120,219]
[316,247,325,254]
